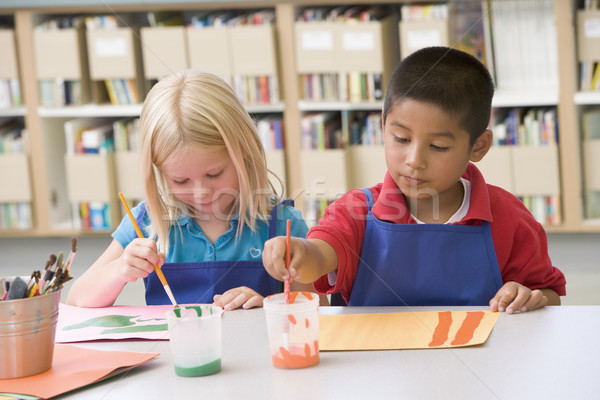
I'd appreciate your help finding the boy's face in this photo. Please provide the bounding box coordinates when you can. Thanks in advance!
[382,99,488,206]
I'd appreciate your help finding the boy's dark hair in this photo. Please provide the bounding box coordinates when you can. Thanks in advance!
[383,46,494,144]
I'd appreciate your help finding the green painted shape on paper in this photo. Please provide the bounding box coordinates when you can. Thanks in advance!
[63,315,141,330]
[100,323,168,334]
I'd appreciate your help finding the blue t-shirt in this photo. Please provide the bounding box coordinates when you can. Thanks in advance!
[112,201,309,263]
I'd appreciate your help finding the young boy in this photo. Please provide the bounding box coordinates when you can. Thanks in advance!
[263,46,566,314]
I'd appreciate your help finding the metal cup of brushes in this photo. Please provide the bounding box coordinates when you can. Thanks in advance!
[0,238,76,379]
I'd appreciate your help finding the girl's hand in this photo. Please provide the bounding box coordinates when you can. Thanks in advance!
[118,238,165,283]
[262,236,305,282]
[489,281,548,314]
[213,286,264,310]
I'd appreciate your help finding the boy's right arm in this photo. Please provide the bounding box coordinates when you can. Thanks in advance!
[66,238,163,307]
[262,237,338,284]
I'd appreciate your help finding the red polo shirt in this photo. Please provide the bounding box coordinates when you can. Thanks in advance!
[309,163,566,303]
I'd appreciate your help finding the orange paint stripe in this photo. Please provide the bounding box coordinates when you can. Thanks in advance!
[302,291,313,300]
[289,292,299,304]
[288,314,297,324]
[451,311,485,346]
[429,311,453,347]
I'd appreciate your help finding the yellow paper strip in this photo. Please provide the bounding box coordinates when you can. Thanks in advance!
[319,310,500,351]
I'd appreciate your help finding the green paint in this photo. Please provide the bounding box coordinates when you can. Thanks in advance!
[63,315,141,330]
[100,323,168,334]
[173,305,205,318]
[174,359,221,376]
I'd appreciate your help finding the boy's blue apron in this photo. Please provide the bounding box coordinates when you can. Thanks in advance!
[347,188,503,306]
[144,200,293,305]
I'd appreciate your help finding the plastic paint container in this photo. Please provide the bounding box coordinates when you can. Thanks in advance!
[165,305,223,377]
[263,291,320,369]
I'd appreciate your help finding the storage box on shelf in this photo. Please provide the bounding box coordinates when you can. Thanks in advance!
[0,28,22,110]
[85,15,145,106]
[32,16,95,107]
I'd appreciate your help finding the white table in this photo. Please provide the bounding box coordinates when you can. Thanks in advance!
[58,306,599,399]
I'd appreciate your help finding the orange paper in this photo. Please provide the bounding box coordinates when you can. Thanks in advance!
[0,344,159,398]
[319,310,499,351]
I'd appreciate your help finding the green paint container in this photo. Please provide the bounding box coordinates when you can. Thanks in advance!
[165,305,223,377]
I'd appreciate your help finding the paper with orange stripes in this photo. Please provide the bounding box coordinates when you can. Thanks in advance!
[319,310,499,351]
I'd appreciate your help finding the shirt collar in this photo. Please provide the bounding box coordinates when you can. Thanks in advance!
[371,163,493,224]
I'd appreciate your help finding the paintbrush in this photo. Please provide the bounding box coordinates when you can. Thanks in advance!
[284,219,291,304]
[64,237,78,272]
[118,192,178,307]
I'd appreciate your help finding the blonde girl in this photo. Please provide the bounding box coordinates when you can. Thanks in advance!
[67,70,310,309]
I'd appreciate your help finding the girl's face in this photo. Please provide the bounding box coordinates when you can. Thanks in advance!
[161,146,240,222]
[383,99,484,208]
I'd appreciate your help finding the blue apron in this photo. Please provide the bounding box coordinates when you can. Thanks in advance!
[347,188,503,306]
[144,200,292,305]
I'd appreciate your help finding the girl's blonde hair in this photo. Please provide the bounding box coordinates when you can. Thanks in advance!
[139,70,282,253]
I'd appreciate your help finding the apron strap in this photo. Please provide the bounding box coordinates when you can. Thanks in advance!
[361,188,374,210]
[268,199,295,239]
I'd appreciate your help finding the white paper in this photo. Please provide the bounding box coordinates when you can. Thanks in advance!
[94,37,127,57]
[584,19,600,38]
[342,32,375,51]
[301,31,333,50]
[407,30,441,50]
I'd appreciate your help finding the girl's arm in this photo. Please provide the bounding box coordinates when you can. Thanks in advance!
[66,238,161,307]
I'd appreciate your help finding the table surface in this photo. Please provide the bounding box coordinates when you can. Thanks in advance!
[54,306,598,400]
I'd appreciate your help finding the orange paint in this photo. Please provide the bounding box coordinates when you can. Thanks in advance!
[305,318,310,328]
[287,314,297,324]
[451,311,485,346]
[289,292,299,304]
[271,341,319,369]
[428,311,453,347]
[301,291,313,300]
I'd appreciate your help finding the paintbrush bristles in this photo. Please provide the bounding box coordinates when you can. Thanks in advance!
[49,254,57,267]
[56,252,64,269]
[71,237,77,253]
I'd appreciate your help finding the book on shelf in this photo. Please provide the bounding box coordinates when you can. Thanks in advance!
[0,78,21,108]
[256,114,285,152]
[301,112,343,150]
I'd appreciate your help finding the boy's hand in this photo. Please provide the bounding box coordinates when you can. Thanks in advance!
[489,281,548,314]
[213,286,263,310]
[119,238,165,282]
[262,236,305,282]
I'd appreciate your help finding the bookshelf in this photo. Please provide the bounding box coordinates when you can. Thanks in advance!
[0,0,597,236]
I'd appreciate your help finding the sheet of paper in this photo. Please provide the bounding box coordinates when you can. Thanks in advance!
[0,344,159,399]
[56,304,174,342]
[319,310,499,351]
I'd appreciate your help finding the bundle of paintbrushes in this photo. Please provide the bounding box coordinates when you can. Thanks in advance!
[0,237,77,301]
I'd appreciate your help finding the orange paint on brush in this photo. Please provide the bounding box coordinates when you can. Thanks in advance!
[429,311,453,347]
[287,314,297,324]
[271,343,319,369]
[451,311,485,346]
